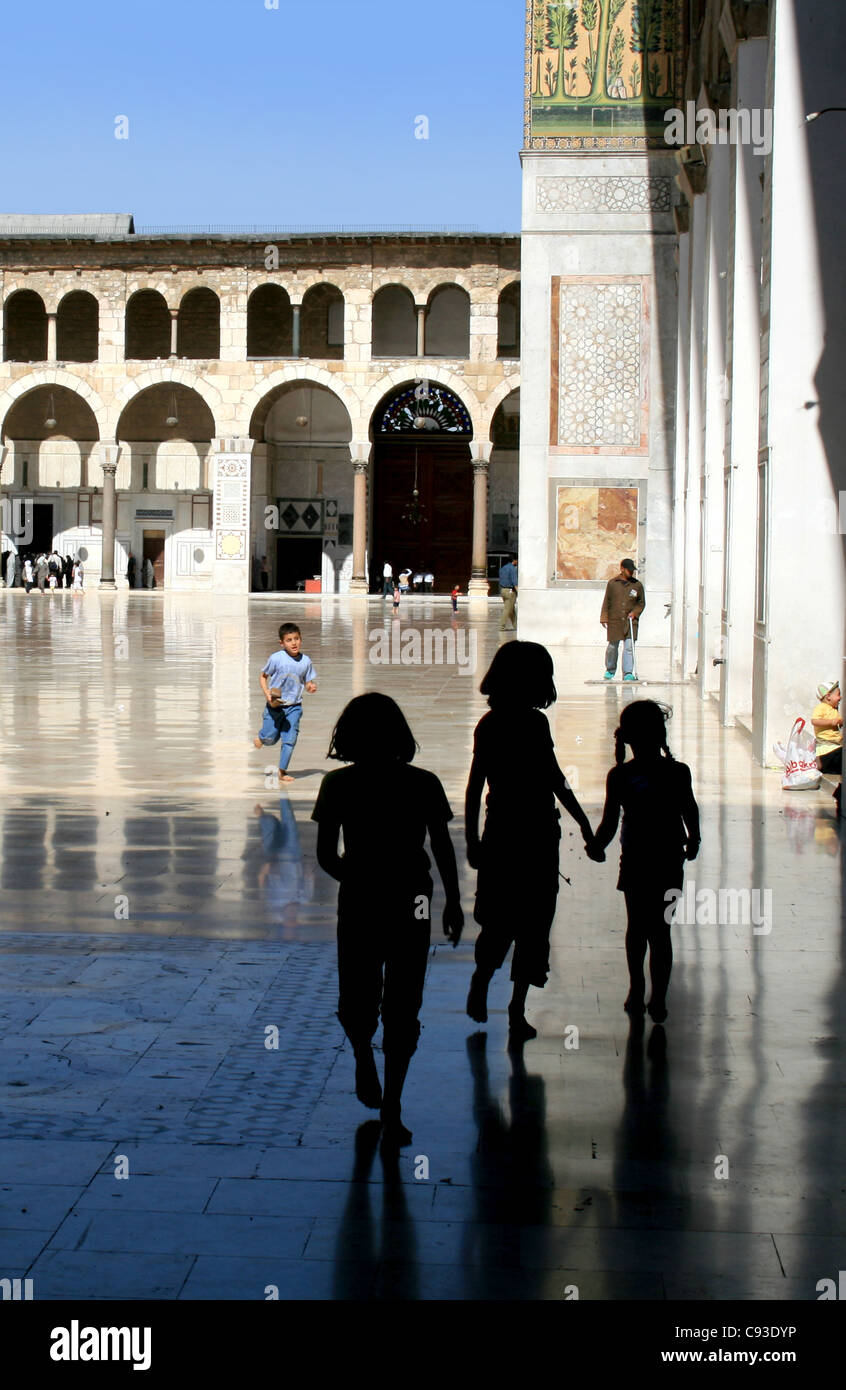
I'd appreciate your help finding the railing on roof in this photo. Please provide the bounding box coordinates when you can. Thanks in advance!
[133,224,484,236]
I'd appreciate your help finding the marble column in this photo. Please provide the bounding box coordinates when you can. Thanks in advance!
[99,446,119,589]
[468,445,490,596]
[47,313,57,362]
[169,310,178,357]
[292,305,301,358]
[350,450,369,594]
[416,305,426,357]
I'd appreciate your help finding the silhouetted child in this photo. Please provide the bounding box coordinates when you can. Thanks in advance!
[313,693,463,1145]
[253,622,317,784]
[592,700,700,1023]
[465,642,600,1040]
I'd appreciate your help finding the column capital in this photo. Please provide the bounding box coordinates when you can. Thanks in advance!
[212,437,255,456]
[100,444,120,472]
[472,457,490,476]
[470,441,491,466]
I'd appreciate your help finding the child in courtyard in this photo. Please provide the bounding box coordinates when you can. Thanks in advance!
[451,585,460,613]
[253,622,317,784]
[313,692,463,1146]
[465,641,600,1041]
[591,700,700,1024]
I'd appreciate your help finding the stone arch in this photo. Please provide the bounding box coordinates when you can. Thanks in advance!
[415,270,474,300]
[4,289,47,362]
[372,284,417,356]
[361,366,482,440]
[107,368,222,440]
[241,367,362,441]
[0,370,109,442]
[425,283,471,357]
[124,278,179,309]
[125,289,171,360]
[56,290,99,362]
[481,374,522,438]
[301,283,344,360]
[177,286,221,359]
[247,283,293,357]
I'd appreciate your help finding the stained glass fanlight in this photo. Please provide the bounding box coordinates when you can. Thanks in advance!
[378,383,472,435]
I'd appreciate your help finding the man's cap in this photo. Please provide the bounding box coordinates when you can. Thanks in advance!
[817,679,840,699]
[621,558,636,572]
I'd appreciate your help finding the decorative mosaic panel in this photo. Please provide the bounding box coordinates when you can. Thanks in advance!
[550,276,649,454]
[537,175,671,213]
[277,499,325,534]
[213,454,249,561]
[555,484,638,580]
[525,0,684,151]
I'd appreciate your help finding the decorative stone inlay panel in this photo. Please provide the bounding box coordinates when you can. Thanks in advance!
[536,176,672,214]
[213,454,250,560]
[550,277,649,455]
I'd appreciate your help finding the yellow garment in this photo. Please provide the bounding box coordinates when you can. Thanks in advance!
[812,702,842,748]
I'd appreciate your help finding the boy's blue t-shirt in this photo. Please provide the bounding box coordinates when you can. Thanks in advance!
[262,649,316,706]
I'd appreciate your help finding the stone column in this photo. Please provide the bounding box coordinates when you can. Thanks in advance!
[416,305,426,357]
[468,444,490,596]
[47,313,57,362]
[99,445,119,589]
[350,446,369,594]
[211,436,254,595]
[170,309,178,357]
[292,304,301,357]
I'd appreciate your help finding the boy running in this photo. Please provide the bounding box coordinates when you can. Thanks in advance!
[253,623,317,784]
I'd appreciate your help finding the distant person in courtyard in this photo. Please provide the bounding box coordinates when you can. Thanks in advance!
[498,553,518,631]
[591,700,700,1025]
[392,583,400,613]
[413,572,423,592]
[72,557,84,591]
[399,569,411,596]
[143,557,154,588]
[465,641,600,1041]
[451,584,460,613]
[601,558,645,681]
[63,555,73,588]
[313,692,463,1145]
[812,679,842,774]
[424,571,434,593]
[253,622,318,784]
[48,550,62,585]
[14,554,22,587]
[127,553,137,588]
[23,557,35,593]
[36,554,48,592]
[382,561,393,598]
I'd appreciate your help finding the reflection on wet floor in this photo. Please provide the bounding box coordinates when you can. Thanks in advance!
[0,593,842,1299]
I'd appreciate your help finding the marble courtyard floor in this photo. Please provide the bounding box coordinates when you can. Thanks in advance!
[0,590,842,1300]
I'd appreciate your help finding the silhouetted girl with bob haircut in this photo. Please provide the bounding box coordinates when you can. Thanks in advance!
[465,642,599,1040]
[313,692,463,1145]
[592,700,700,1023]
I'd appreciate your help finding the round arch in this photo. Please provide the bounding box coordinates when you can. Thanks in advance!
[481,374,522,438]
[241,367,362,442]
[107,368,222,440]
[361,366,482,439]
[0,370,109,442]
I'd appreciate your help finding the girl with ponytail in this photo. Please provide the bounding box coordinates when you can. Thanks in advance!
[593,700,700,1023]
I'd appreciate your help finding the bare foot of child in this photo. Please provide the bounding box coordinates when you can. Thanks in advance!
[253,736,262,749]
[278,772,294,784]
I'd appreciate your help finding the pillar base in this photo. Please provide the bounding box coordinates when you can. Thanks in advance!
[98,580,117,591]
[467,577,490,597]
[348,577,369,594]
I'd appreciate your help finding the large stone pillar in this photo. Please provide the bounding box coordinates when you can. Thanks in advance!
[468,444,490,596]
[211,436,254,595]
[350,446,369,594]
[99,445,119,589]
[47,313,57,362]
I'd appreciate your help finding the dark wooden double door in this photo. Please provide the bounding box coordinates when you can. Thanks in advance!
[371,440,472,594]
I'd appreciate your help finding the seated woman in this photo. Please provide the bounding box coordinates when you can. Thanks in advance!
[812,679,842,774]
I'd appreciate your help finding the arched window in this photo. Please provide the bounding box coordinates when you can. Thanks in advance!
[177,287,220,359]
[375,382,472,435]
[57,291,99,362]
[497,282,520,358]
[425,284,470,358]
[4,290,47,361]
[247,284,293,358]
[125,290,171,360]
[372,285,416,357]
[301,284,344,359]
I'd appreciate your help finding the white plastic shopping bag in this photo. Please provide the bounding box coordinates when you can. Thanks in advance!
[781,717,821,790]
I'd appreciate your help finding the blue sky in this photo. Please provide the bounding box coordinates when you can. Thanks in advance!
[5,0,524,232]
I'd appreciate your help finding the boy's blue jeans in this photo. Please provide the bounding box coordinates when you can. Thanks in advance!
[257,702,302,770]
[605,637,634,676]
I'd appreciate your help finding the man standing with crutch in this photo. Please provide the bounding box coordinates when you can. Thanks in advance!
[600,558,645,681]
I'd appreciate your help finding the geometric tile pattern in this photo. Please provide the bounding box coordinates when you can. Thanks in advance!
[537,177,672,214]
[552,280,645,451]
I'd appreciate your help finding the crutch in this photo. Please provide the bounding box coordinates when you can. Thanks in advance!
[628,615,639,681]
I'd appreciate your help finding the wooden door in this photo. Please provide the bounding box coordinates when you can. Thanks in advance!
[371,440,472,593]
[142,531,166,588]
